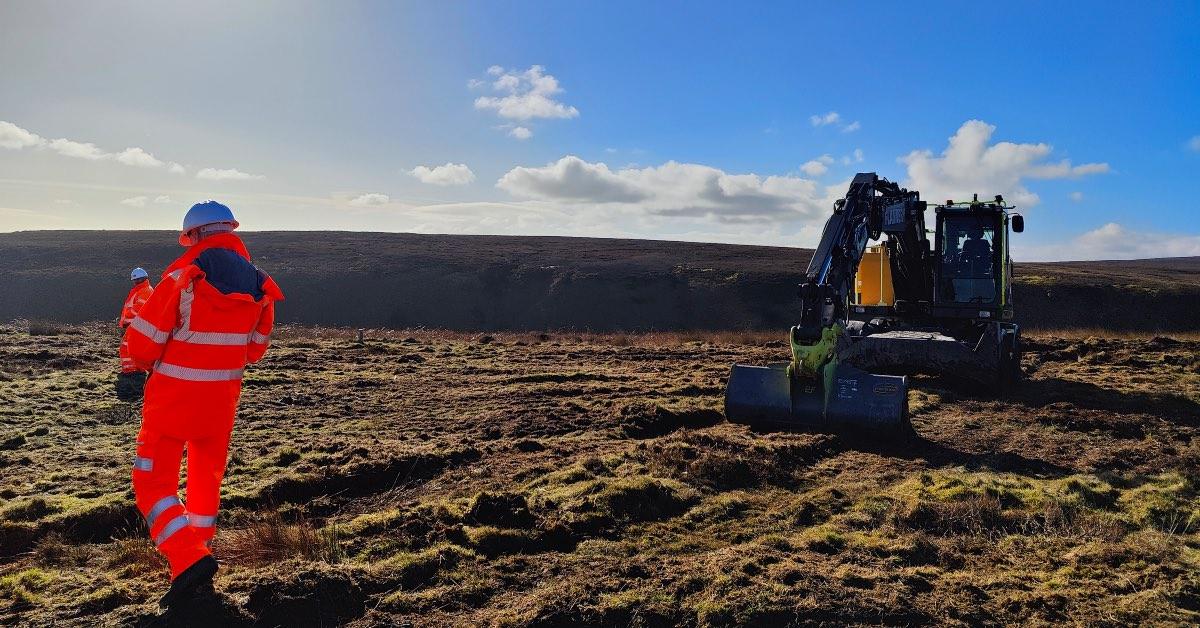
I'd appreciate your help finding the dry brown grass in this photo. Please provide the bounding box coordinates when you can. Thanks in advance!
[267,325,783,348]
[1027,327,1200,341]
[212,512,343,567]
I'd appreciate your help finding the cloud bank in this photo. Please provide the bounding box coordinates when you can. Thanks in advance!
[348,193,391,207]
[497,155,838,223]
[0,120,268,180]
[196,167,265,181]
[902,120,1109,207]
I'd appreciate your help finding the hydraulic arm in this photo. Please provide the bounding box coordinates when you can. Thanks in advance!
[725,173,923,432]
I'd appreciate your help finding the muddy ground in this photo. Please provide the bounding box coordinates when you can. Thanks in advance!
[0,323,1198,626]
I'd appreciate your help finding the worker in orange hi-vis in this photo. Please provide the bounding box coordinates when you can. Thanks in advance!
[117,267,154,400]
[123,200,283,610]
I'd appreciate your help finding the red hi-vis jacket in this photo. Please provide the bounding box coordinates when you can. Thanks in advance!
[124,233,283,437]
[120,281,154,328]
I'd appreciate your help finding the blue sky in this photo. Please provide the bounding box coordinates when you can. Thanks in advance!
[1,1,1198,260]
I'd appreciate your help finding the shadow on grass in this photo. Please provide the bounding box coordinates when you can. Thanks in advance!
[745,421,1072,479]
[1011,377,1200,427]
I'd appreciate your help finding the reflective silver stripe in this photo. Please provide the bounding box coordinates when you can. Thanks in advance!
[154,362,244,382]
[175,329,252,345]
[130,317,169,343]
[167,268,184,280]
[133,456,154,472]
[177,282,195,333]
[173,280,256,346]
[188,514,217,528]
[249,331,269,344]
[146,495,181,529]
[155,514,190,546]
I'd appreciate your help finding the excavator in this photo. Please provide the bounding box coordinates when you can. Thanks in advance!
[725,172,1024,433]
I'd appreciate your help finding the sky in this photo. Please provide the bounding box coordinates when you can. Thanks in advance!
[1,1,1198,261]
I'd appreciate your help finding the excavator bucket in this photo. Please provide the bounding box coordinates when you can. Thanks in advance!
[724,361,909,433]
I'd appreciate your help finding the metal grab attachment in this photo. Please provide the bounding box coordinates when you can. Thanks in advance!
[724,360,908,432]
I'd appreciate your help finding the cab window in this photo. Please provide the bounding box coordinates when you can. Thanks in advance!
[940,216,997,304]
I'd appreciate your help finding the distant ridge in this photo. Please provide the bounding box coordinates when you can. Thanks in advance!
[2,231,1197,331]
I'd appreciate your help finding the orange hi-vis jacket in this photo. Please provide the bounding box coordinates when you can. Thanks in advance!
[120,281,154,328]
[119,280,155,373]
[125,233,283,437]
[124,233,282,579]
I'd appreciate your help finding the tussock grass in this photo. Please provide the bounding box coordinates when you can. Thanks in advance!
[24,320,73,337]
[0,568,51,609]
[214,512,344,566]
[104,537,165,578]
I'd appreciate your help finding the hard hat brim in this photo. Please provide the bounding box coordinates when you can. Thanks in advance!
[178,219,239,246]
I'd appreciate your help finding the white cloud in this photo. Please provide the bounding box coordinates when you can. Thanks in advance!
[115,147,164,168]
[196,167,265,181]
[120,195,148,207]
[408,162,476,186]
[800,155,834,177]
[473,65,578,138]
[474,66,579,119]
[1069,191,1084,202]
[0,120,189,174]
[1024,222,1200,261]
[497,155,838,223]
[154,195,172,204]
[810,112,841,127]
[841,148,864,165]
[809,112,860,133]
[1189,135,1200,152]
[1075,223,1200,259]
[498,157,647,203]
[901,120,1109,207]
[348,193,391,207]
[48,138,107,160]
[0,121,44,149]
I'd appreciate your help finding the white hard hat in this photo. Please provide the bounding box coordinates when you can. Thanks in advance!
[130,267,149,281]
[179,200,238,246]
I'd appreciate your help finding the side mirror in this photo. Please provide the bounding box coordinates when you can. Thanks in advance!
[1011,214,1024,233]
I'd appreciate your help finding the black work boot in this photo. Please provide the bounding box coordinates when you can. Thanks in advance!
[159,555,218,610]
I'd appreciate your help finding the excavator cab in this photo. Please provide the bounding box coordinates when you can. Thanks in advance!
[932,197,1016,322]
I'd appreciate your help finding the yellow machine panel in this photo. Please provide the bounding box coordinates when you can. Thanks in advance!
[855,244,895,306]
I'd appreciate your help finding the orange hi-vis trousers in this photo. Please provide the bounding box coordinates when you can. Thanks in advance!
[132,425,231,578]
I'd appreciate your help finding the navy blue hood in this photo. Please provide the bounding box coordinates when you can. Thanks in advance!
[192,248,265,300]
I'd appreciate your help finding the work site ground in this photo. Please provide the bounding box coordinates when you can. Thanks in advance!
[1,322,1198,626]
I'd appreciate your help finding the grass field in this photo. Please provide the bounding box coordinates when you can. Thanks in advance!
[1,323,1198,626]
